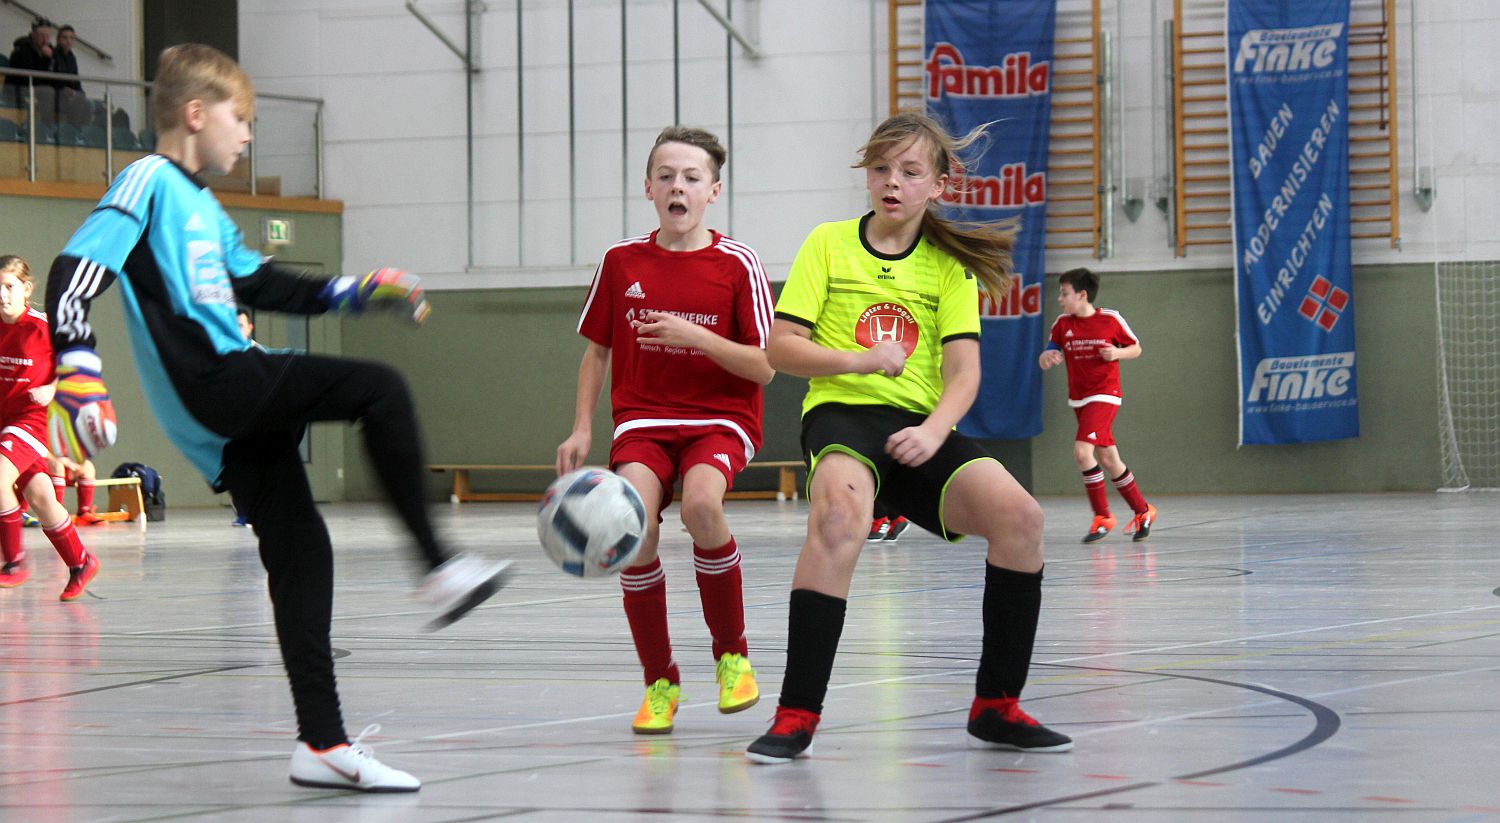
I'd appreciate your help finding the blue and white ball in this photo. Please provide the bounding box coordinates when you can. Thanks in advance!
[537,467,646,577]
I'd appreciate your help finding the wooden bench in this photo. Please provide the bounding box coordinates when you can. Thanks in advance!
[726,460,802,501]
[429,464,553,503]
[429,460,804,504]
[96,476,148,527]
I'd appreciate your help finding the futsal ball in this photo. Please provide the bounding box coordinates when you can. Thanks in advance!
[537,467,646,577]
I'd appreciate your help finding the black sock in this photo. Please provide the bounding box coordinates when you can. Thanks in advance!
[976,563,1043,699]
[778,588,847,714]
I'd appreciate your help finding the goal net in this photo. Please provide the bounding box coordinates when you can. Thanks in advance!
[1436,259,1500,491]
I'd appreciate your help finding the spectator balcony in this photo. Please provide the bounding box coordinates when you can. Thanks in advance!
[1,62,324,205]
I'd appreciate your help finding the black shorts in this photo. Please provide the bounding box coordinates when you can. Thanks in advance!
[800,403,998,542]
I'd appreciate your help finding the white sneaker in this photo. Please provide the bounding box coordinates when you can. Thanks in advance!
[289,725,420,792]
[417,554,514,629]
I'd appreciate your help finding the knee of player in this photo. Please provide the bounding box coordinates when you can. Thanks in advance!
[982,493,1044,548]
[1013,496,1045,543]
[809,497,868,550]
[678,493,726,536]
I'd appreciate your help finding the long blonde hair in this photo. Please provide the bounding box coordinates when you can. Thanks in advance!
[854,112,1017,301]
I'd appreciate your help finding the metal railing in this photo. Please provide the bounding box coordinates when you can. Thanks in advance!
[0,65,323,197]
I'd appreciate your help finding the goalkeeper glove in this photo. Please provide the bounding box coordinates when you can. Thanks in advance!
[50,347,118,461]
[320,267,430,324]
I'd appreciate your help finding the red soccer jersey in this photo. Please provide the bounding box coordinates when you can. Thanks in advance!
[0,308,56,442]
[1048,308,1139,407]
[577,230,774,461]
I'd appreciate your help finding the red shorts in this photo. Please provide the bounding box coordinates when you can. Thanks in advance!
[0,426,50,478]
[610,425,748,510]
[1072,402,1119,448]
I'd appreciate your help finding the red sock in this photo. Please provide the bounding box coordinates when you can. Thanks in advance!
[620,557,678,685]
[43,518,87,567]
[1082,466,1110,516]
[1112,468,1149,515]
[77,480,95,513]
[0,506,22,564]
[52,474,66,505]
[693,537,747,660]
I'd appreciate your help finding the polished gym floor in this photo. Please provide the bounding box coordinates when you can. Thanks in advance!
[1,492,1496,821]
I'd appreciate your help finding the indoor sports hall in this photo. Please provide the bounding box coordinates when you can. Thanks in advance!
[2,1,1496,821]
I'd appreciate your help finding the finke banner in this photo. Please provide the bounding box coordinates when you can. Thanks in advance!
[925,0,1053,440]
[1229,0,1357,445]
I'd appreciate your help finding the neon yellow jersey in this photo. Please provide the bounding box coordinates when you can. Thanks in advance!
[775,214,980,416]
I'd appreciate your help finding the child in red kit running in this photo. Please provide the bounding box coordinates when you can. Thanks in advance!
[1039,267,1157,543]
[0,255,100,599]
[558,126,774,735]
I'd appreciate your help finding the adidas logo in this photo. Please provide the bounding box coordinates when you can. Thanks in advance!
[185,213,205,232]
[1065,329,1074,337]
[1086,431,1097,441]
[624,282,646,299]
[714,453,731,470]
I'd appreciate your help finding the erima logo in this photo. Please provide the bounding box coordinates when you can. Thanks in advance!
[1247,352,1354,403]
[1233,24,1343,75]
[714,453,731,471]
[881,267,891,273]
[624,282,646,299]
[185,213,205,232]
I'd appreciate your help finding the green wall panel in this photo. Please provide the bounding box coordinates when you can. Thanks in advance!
[348,263,1440,504]
[2,193,343,509]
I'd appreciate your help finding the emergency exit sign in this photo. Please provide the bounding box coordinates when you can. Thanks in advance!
[263,218,293,245]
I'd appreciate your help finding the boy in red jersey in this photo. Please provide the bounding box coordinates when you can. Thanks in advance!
[557,126,775,735]
[1039,268,1157,543]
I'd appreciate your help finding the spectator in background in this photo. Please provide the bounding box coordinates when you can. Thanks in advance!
[51,24,90,126]
[5,19,56,114]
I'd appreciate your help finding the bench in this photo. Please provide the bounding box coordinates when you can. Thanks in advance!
[95,476,148,527]
[429,460,804,504]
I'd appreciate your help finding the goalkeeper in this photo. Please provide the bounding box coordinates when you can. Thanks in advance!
[44,43,510,793]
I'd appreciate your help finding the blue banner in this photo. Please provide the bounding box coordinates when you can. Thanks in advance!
[925,0,1053,440]
[1229,0,1357,445]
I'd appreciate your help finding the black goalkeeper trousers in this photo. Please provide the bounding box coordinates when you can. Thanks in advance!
[217,353,446,749]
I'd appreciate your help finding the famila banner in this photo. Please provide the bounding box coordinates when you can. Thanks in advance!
[925,0,1054,440]
[1229,0,1358,445]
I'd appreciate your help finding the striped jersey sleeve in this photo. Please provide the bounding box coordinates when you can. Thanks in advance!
[718,236,775,349]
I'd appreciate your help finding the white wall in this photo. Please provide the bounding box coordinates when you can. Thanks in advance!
[232,0,1496,285]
